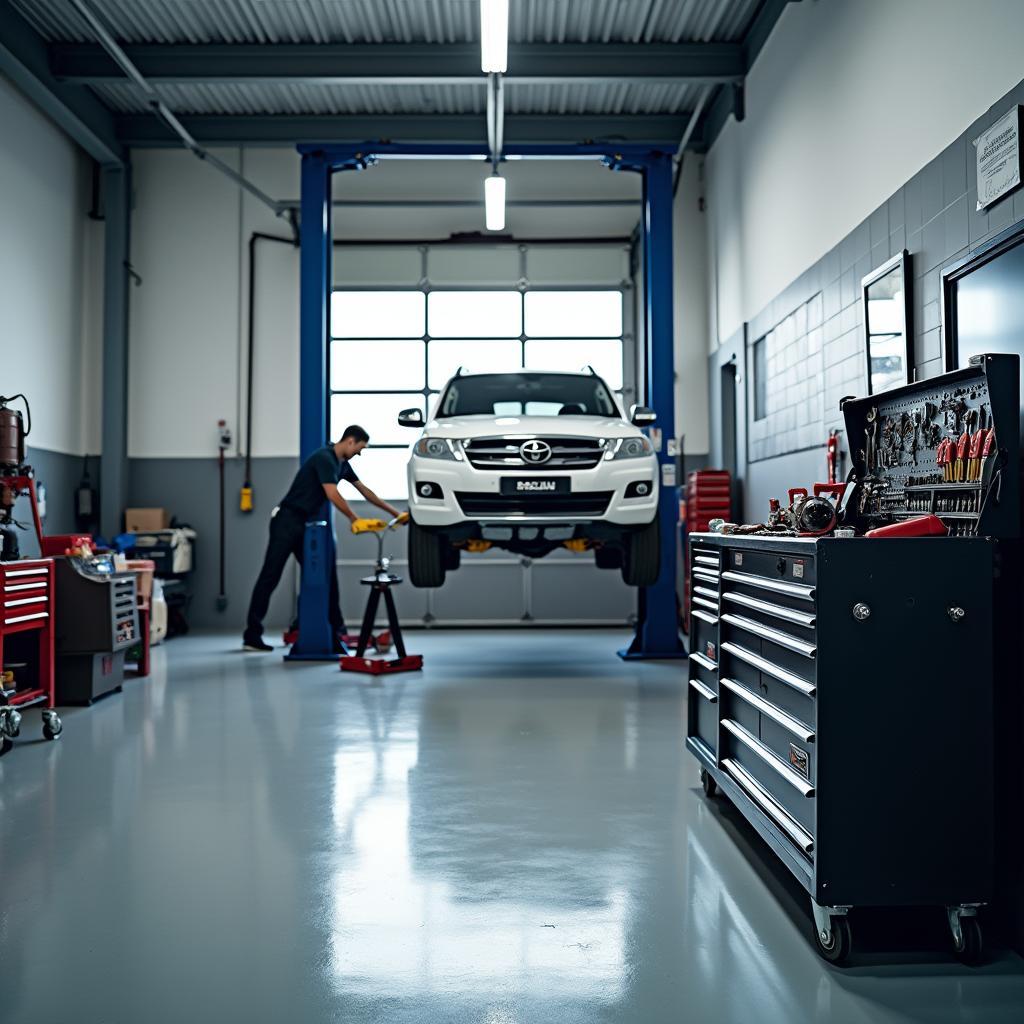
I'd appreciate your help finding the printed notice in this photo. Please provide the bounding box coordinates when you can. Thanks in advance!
[974,106,1021,210]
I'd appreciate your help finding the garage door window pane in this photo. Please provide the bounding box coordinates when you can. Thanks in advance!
[331,340,424,390]
[330,394,424,447]
[428,339,523,389]
[524,339,623,390]
[524,291,622,337]
[342,447,410,501]
[332,291,425,338]
[428,291,522,338]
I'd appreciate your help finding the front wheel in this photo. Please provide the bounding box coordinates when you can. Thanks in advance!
[622,520,660,587]
[408,521,447,588]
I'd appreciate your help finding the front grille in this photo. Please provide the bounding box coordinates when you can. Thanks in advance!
[455,491,613,517]
[463,436,605,470]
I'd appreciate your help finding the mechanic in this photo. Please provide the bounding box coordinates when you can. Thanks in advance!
[243,425,402,652]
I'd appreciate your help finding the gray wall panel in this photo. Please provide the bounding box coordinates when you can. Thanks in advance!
[128,455,299,633]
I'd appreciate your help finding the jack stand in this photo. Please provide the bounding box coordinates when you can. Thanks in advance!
[341,523,422,677]
[285,520,342,661]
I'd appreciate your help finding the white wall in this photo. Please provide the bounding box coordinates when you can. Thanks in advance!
[127,147,642,459]
[706,0,1024,342]
[0,73,102,455]
[674,156,709,454]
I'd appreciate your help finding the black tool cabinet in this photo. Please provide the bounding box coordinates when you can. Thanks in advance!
[687,533,996,964]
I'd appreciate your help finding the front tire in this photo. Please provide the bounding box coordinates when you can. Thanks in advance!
[622,519,660,586]
[408,520,447,588]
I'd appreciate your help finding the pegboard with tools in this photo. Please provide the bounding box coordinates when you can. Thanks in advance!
[839,353,1019,538]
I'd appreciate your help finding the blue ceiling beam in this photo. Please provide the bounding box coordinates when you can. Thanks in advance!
[115,113,690,149]
[53,41,745,87]
[0,1,123,165]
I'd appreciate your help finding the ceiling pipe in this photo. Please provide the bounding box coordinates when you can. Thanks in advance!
[672,83,712,195]
[67,0,289,223]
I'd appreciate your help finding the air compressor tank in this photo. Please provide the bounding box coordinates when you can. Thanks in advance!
[0,394,30,471]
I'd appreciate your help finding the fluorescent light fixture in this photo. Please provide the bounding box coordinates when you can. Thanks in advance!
[480,0,509,73]
[485,174,506,231]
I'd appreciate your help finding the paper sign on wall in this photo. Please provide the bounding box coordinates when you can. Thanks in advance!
[974,106,1021,210]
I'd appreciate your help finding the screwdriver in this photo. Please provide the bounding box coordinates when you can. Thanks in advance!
[967,428,984,481]
[936,437,950,481]
[979,428,996,481]
[956,431,970,482]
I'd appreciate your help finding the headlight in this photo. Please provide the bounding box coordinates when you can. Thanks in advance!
[607,436,653,460]
[415,437,461,461]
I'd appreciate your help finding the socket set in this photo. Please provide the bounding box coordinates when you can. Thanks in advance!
[839,353,1019,539]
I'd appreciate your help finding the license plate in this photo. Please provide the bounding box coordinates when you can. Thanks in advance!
[500,477,570,495]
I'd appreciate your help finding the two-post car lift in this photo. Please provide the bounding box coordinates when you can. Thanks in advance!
[286,141,686,662]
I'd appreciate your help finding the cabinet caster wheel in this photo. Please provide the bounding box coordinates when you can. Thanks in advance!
[0,708,19,738]
[42,712,62,741]
[813,915,852,965]
[952,915,983,965]
[700,767,717,798]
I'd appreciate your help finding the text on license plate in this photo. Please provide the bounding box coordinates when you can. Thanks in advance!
[501,477,569,494]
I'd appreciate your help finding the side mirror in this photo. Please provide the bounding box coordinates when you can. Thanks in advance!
[398,408,425,429]
[630,405,657,427]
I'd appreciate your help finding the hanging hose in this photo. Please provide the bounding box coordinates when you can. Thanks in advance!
[241,232,298,513]
[217,420,231,612]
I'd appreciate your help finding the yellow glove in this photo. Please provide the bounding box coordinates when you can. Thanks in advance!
[351,517,387,535]
[393,511,410,527]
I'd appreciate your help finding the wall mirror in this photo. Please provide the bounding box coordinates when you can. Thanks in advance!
[862,250,912,395]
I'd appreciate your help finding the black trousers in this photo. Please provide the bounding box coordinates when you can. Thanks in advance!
[244,508,344,639]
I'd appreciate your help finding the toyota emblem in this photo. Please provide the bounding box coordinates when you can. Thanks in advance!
[520,439,552,464]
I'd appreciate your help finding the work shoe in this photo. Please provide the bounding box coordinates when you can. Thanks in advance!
[242,636,274,652]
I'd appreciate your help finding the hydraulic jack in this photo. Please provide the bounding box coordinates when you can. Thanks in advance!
[340,515,422,677]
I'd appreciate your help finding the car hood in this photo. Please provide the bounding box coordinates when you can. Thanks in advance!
[423,414,644,440]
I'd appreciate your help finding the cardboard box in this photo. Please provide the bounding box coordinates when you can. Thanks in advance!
[125,507,170,532]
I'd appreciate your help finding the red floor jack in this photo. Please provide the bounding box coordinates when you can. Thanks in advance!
[340,515,422,677]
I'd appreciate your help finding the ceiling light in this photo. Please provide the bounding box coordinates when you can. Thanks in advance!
[480,0,509,73]
[485,174,506,231]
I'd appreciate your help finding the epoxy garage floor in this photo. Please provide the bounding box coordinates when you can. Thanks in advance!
[2,631,1023,1024]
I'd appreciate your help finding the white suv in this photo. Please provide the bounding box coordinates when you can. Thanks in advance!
[398,370,660,588]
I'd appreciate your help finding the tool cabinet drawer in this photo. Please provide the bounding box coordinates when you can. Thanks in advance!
[688,648,718,688]
[688,682,718,761]
[723,547,817,588]
[1,562,52,628]
[721,717,816,838]
[688,613,719,667]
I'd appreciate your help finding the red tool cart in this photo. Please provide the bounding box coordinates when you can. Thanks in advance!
[0,557,63,754]
[682,470,732,633]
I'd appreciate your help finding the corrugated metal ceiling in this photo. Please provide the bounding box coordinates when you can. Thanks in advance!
[13,0,762,45]
[11,0,761,122]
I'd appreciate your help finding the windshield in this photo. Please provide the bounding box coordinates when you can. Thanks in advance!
[436,373,618,418]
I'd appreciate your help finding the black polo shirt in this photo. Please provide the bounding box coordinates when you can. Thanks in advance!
[279,445,359,518]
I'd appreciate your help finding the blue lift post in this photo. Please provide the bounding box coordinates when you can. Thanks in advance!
[614,149,688,659]
[285,150,337,660]
[290,141,685,661]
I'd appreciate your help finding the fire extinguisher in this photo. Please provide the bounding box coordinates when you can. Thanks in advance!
[827,430,840,484]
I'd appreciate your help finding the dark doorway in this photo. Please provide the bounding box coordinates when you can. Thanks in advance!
[721,360,738,481]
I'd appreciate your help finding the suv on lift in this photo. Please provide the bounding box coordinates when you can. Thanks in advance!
[398,370,660,588]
